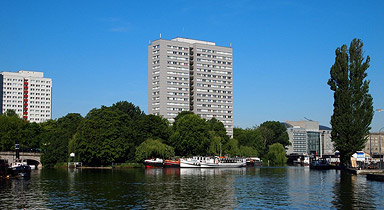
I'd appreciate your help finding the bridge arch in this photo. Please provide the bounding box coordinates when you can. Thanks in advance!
[0,151,42,168]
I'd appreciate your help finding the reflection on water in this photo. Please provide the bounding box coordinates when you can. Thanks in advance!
[1,167,384,209]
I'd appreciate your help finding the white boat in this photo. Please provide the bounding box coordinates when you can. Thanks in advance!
[180,157,201,168]
[180,156,246,168]
[201,157,246,168]
[9,159,31,178]
[144,158,163,168]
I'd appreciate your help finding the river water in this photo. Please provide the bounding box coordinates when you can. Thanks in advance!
[0,167,383,209]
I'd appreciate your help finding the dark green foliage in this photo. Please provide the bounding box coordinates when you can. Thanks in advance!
[70,106,134,166]
[0,113,24,151]
[234,127,264,155]
[110,101,144,120]
[223,138,240,156]
[259,121,290,149]
[40,114,83,167]
[207,118,230,145]
[234,122,289,159]
[169,113,211,156]
[136,114,171,144]
[328,39,373,166]
[266,143,287,165]
[135,138,175,162]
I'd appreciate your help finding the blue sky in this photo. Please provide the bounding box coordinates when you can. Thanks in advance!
[1,0,383,131]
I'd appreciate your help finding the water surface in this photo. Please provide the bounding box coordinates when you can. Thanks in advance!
[0,167,383,209]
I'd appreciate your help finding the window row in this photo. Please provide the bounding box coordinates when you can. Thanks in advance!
[167,45,188,51]
[167,50,188,56]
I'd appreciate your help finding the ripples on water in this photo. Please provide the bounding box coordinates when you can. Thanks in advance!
[0,167,383,209]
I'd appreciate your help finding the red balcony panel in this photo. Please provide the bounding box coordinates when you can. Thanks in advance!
[24,99,28,102]
[24,82,28,85]
[24,95,28,98]
[24,90,28,93]
[23,116,28,119]
[23,112,28,115]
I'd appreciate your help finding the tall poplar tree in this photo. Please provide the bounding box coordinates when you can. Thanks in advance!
[328,38,373,167]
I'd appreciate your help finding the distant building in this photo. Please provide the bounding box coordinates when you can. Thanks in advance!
[148,37,233,136]
[0,70,52,122]
[284,121,333,156]
[364,132,384,156]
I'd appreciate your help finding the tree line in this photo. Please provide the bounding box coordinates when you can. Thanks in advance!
[0,101,289,167]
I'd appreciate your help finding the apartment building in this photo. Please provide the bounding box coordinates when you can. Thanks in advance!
[0,70,52,123]
[148,37,233,136]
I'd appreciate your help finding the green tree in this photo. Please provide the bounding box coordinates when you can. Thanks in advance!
[223,138,240,157]
[208,136,222,156]
[135,138,175,162]
[234,127,264,156]
[239,145,258,157]
[327,38,373,167]
[266,143,287,165]
[169,113,211,156]
[40,113,83,167]
[259,121,290,153]
[136,114,171,144]
[207,118,230,145]
[70,106,135,166]
[0,113,24,151]
[111,101,144,120]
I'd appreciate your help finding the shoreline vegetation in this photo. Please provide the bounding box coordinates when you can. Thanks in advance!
[0,101,290,168]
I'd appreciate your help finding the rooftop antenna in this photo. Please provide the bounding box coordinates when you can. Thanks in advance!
[304,117,313,121]
[160,33,162,39]
[230,43,232,48]
[149,40,151,45]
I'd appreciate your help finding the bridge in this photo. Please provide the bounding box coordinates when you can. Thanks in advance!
[0,151,42,169]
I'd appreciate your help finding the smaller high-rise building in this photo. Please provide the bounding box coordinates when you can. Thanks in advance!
[1,70,52,123]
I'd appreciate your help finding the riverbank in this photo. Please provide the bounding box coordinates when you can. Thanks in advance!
[52,162,143,169]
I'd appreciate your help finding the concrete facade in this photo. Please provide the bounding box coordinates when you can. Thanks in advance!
[365,132,384,156]
[285,121,334,156]
[1,70,52,123]
[148,38,233,136]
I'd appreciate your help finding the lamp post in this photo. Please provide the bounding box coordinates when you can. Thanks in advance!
[377,109,383,169]
[380,127,384,169]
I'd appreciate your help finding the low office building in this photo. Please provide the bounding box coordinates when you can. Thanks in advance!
[364,132,384,156]
[0,70,52,123]
[285,120,333,156]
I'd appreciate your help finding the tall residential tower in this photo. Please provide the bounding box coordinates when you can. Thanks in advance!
[148,37,233,136]
[1,70,52,123]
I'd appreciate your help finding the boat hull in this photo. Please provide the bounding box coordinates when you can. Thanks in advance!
[200,163,245,168]
[144,159,164,168]
[163,160,180,168]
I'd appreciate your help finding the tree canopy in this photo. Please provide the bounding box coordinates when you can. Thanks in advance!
[327,38,373,166]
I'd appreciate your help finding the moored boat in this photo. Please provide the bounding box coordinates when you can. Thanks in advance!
[180,156,246,168]
[9,159,31,178]
[180,157,201,168]
[310,159,331,170]
[8,141,31,178]
[200,157,246,168]
[246,157,262,167]
[163,159,180,168]
[144,158,163,168]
